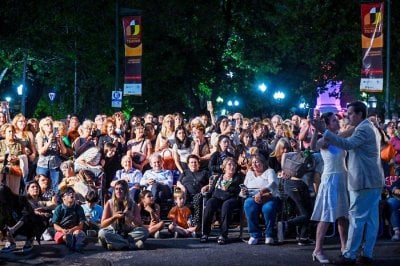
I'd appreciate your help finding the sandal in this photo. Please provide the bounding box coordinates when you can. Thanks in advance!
[217,236,226,245]
[200,235,208,243]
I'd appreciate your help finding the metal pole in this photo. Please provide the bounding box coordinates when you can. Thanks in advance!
[115,0,119,91]
[21,52,27,116]
[385,0,391,121]
[74,42,78,114]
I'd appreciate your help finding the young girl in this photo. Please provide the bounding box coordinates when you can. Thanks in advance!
[138,190,164,238]
[167,189,196,238]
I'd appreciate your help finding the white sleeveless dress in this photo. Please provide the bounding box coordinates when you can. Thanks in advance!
[311,145,349,222]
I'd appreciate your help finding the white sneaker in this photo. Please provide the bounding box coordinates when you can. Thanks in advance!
[248,237,258,245]
[392,233,400,241]
[265,237,274,245]
[42,229,53,241]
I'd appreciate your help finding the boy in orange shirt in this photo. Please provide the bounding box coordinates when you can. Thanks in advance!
[168,189,197,238]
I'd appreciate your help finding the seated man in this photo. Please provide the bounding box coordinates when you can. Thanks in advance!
[111,155,142,203]
[52,187,86,252]
[140,153,173,203]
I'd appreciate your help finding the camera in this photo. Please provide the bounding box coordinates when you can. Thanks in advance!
[53,127,59,135]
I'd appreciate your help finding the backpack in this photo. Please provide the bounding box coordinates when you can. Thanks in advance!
[282,151,315,178]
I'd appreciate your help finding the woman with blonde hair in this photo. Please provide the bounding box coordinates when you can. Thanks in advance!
[155,114,175,152]
[269,137,291,175]
[35,117,67,193]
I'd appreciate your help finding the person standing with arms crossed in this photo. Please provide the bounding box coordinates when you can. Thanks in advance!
[312,101,384,265]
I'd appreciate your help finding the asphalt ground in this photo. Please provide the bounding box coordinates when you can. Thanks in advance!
[1,232,399,266]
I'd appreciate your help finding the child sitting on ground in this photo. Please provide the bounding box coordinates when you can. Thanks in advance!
[167,188,197,238]
[81,190,103,237]
[138,190,164,238]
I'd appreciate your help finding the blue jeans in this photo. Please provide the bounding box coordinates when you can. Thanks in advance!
[344,188,381,259]
[36,166,61,193]
[387,197,400,230]
[244,196,279,238]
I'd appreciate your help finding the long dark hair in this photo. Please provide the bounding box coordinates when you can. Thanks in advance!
[174,125,191,149]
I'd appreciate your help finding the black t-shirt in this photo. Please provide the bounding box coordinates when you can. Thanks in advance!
[178,169,209,197]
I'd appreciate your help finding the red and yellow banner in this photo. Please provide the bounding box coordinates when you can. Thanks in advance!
[122,16,142,96]
[360,2,384,92]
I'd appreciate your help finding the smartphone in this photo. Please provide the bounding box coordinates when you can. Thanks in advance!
[239,184,247,190]
[53,127,59,135]
[307,108,314,120]
[230,119,236,128]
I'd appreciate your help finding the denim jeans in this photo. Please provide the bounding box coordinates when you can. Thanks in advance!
[244,196,279,238]
[283,179,313,239]
[386,197,400,230]
[98,226,149,250]
[344,188,381,259]
[36,166,61,193]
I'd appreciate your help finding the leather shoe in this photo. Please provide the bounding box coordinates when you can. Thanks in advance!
[358,256,373,265]
[334,255,356,265]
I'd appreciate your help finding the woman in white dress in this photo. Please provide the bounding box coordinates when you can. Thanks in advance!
[310,112,349,263]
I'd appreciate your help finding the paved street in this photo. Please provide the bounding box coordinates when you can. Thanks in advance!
[1,234,399,266]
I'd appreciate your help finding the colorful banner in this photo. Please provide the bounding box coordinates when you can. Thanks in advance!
[122,16,142,96]
[360,2,384,92]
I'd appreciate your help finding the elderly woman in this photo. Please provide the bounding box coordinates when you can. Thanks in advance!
[0,124,24,194]
[241,154,279,245]
[176,154,209,229]
[35,117,67,193]
[200,157,242,245]
[72,120,97,158]
[98,180,148,250]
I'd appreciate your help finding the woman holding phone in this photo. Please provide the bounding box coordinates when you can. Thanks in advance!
[36,117,67,193]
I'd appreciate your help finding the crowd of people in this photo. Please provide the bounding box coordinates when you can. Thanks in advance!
[0,101,399,265]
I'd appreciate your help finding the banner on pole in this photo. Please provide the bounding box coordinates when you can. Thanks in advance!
[360,2,384,92]
[122,16,142,96]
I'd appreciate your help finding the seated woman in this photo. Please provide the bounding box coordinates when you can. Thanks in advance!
[98,180,148,250]
[387,178,400,241]
[208,135,235,176]
[140,153,173,203]
[172,125,192,174]
[138,190,164,238]
[176,154,209,229]
[72,120,97,158]
[200,157,242,245]
[111,155,143,203]
[26,180,57,241]
[126,121,152,173]
[241,154,280,245]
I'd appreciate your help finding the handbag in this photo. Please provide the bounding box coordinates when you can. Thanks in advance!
[381,143,396,162]
[161,148,176,170]
[212,188,231,201]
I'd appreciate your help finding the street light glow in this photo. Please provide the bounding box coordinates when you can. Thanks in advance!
[227,100,233,106]
[273,91,285,100]
[216,96,224,103]
[5,96,11,102]
[17,84,23,96]
[258,83,267,93]
[234,100,239,106]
